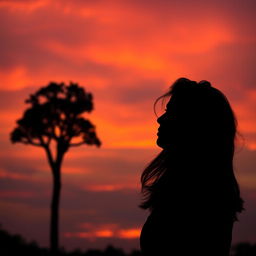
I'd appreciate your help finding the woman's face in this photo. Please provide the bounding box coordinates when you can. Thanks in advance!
[156,97,180,149]
[156,94,211,150]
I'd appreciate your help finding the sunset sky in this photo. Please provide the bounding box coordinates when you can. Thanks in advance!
[0,0,256,252]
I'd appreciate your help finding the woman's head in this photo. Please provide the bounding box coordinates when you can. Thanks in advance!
[156,78,237,159]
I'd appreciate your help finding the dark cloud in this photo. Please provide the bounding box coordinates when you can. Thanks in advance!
[108,79,165,104]
[233,187,256,244]
[206,42,256,91]
[234,148,256,180]
[0,87,35,110]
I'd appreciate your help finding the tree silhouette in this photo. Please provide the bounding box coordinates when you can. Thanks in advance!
[10,82,101,255]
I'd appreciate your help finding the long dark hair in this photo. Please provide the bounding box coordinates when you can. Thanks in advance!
[140,78,244,221]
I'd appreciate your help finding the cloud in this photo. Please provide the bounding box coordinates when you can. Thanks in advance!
[0,190,36,199]
[64,228,141,240]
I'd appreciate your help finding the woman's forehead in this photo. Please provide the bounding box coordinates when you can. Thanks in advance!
[166,95,176,108]
[165,94,184,112]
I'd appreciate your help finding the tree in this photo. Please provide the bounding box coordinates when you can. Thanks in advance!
[10,82,101,255]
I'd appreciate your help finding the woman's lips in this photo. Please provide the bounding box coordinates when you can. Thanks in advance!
[157,128,168,135]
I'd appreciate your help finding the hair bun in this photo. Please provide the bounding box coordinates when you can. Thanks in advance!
[198,80,211,88]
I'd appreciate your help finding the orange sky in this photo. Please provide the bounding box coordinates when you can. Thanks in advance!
[0,0,256,252]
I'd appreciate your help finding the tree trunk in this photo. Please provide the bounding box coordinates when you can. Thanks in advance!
[44,143,66,255]
[50,165,61,255]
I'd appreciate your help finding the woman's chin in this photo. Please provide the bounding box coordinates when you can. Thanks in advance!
[156,137,165,149]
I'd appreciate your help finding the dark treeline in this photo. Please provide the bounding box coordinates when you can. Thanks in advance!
[1,226,255,256]
[0,226,141,256]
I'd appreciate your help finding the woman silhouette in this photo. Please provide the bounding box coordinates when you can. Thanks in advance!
[139,78,244,256]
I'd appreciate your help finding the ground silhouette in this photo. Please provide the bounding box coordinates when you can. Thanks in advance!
[0,226,254,256]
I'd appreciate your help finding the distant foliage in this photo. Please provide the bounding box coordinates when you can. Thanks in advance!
[0,226,142,256]
[0,225,49,256]
[1,225,256,256]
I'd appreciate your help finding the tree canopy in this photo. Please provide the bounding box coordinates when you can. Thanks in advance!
[11,81,101,154]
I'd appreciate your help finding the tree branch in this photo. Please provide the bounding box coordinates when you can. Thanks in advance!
[46,136,52,146]
[26,137,42,147]
[44,144,55,171]
[29,141,43,147]
[69,141,85,147]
